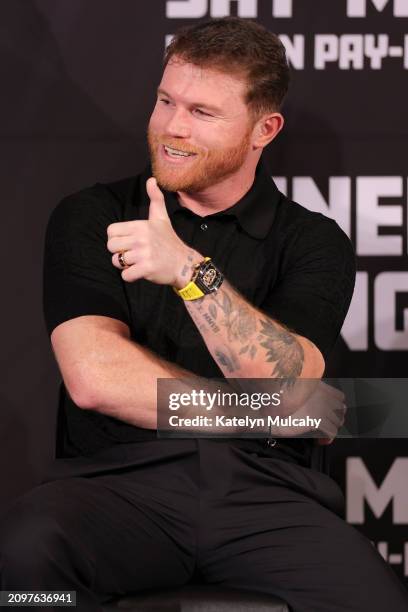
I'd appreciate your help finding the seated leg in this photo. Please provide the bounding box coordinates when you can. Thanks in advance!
[0,470,197,611]
[198,445,408,612]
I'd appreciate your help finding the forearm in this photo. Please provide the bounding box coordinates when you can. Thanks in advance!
[80,338,264,440]
[182,276,324,380]
[83,274,323,429]
[70,324,324,438]
[75,329,194,429]
[74,329,240,432]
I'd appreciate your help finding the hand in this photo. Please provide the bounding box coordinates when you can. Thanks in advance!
[313,381,347,445]
[107,177,200,286]
[274,380,346,445]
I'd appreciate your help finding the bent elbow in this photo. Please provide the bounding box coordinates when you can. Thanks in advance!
[64,365,100,410]
[69,386,98,410]
[305,344,325,379]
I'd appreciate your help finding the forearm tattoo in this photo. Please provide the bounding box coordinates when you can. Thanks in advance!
[258,318,304,379]
[181,251,196,279]
[214,346,240,373]
[187,282,304,378]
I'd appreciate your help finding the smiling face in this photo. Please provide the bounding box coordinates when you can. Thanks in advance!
[147,58,256,193]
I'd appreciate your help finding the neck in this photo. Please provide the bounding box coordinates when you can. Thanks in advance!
[177,163,258,217]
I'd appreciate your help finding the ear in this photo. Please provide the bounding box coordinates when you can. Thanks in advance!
[252,112,285,149]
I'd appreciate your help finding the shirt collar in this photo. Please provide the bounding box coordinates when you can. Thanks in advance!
[138,158,281,240]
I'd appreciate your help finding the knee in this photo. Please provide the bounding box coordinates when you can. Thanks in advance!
[0,482,98,595]
[0,497,66,572]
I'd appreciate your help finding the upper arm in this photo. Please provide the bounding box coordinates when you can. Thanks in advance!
[50,315,130,408]
[43,188,132,405]
[261,217,356,370]
[43,188,131,337]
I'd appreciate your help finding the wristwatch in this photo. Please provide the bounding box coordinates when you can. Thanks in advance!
[174,257,224,301]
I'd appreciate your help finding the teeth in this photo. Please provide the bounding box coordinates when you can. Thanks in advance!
[164,145,193,157]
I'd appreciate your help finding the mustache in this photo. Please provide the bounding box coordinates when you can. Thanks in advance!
[150,135,201,156]
[162,142,200,155]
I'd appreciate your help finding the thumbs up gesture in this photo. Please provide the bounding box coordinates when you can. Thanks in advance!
[146,176,169,222]
[107,177,200,287]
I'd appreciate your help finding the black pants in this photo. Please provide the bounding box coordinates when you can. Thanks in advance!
[1,439,407,612]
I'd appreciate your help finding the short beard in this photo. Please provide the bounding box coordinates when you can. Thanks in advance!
[147,126,252,193]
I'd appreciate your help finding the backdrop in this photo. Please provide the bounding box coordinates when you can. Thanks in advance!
[1,0,407,587]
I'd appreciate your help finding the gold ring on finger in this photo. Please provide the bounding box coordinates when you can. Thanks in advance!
[118,251,130,269]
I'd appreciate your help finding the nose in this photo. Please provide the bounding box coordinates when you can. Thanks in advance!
[164,108,191,139]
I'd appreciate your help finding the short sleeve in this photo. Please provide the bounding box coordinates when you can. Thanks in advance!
[43,186,131,336]
[260,217,356,362]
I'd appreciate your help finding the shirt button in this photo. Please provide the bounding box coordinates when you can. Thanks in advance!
[265,438,277,447]
[200,223,208,231]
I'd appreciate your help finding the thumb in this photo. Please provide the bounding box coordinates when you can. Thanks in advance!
[315,437,334,445]
[146,177,169,221]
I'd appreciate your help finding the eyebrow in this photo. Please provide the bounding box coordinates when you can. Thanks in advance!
[157,87,223,114]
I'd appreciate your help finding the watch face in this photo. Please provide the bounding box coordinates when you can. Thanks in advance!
[196,261,223,294]
[202,267,217,288]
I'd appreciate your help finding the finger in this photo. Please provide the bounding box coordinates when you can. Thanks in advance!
[334,403,347,418]
[328,403,347,429]
[328,399,346,416]
[107,236,137,254]
[339,405,346,427]
[315,416,338,439]
[318,381,345,402]
[315,438,331,445]
[112,250,138,270]
[315,437,334,445]
[324,405,345,430]
[107,220,146,238]
[121,262,150,283]
[146,177,169,221]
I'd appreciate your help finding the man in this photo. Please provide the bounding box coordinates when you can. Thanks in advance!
[1,17,408,612]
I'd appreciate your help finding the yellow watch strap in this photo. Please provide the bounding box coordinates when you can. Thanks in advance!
[173,257,210,301]
[173,282,205,301]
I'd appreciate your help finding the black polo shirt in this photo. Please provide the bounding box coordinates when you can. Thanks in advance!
[43,159,356,465]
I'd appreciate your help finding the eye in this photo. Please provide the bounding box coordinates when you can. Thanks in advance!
[194,108,211,117]
[159,98,170,105]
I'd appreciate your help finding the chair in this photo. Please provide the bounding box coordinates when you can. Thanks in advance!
[102,584,290,611]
